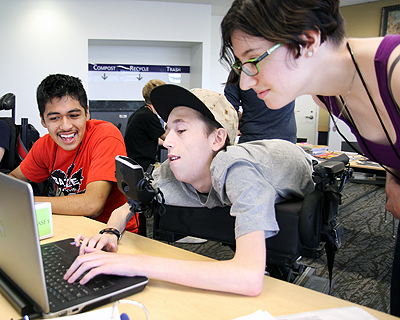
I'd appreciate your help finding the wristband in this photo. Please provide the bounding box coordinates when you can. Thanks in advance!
[99,227,121,241]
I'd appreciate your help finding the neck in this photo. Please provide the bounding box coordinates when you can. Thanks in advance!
[190,167,213,194]
[193,176,212,194]
[145,104,156,114]
[309,39,356,97]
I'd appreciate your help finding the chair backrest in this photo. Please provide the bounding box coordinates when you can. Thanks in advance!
[0,118,17,173]
[17,118,40,161]
[0,93,17,173]
[0,93,40,173]
[0,93,15,121]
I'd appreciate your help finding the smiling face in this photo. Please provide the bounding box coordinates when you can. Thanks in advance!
[231,30,307,109]
[163,107,219,193]
[41,96,89,151]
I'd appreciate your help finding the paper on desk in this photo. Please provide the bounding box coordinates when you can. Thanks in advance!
[275,306,378,320]
[232,309,275,320]
[54,306,120,319]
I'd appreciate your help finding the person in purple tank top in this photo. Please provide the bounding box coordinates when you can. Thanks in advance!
[220,0,400,316]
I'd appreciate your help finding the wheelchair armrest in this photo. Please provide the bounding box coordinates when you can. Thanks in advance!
[313,154,349,184]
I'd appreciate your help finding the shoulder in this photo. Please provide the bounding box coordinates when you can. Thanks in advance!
[86,119,123,138]
[131,107,156,122]
[283,99,295,110]
[33,133,54,147]
[23,134,56,164]
[211,140,312,180]
[87,118,118,130]
[216,140,303,161]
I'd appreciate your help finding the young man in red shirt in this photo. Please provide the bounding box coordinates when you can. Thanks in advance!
[9,74,138,233]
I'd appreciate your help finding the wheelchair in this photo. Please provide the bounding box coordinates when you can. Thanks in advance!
[0,93,40,174]
[115,154,353,293]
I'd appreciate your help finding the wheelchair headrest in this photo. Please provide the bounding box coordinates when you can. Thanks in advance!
[0,93,16,111]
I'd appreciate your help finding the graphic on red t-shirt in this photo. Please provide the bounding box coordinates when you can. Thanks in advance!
[51,165,84,195]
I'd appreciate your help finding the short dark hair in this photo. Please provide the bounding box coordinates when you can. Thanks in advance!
[37,74,88,118]
[192,109,230,151]
[220,0,346,68]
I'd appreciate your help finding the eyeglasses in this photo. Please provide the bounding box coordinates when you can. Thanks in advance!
[232,43,282,77]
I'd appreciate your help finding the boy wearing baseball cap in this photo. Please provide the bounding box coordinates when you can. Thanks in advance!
[65,85,314,296]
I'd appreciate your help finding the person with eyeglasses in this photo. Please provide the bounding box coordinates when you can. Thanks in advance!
[220,0,400,316]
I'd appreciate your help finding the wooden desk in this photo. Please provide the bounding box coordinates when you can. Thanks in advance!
[349,160,385,174]
[349,159,386,186]
[1,215,397,320]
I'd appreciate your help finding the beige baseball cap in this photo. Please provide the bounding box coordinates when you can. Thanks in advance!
[150,84,238,145]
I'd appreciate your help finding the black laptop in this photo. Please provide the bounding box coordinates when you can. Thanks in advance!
[0,172,148,318]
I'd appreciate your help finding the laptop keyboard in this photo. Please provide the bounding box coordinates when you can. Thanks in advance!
[42,244,112,308]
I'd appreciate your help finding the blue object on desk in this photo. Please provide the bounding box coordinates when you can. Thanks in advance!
[120,313,130,320]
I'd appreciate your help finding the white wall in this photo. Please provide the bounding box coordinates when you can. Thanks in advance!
[328,117,358,151]
[209,15,230,94]
[0,0,217,136]
[88,42,193,100]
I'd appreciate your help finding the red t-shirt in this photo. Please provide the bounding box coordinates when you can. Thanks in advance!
[21,119,138,232]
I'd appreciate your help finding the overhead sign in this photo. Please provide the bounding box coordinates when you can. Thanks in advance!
[88,63,191,100]
[89,63,190,73]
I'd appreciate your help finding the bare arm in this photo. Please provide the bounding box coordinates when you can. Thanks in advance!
[75,202,131,254]
[375,47,400,218]
[386,169,400,220]
[10,166,112,218]
[0,147,5,163]
[35,180,113,218]
[64,230,266,296]
[9,165,29,181]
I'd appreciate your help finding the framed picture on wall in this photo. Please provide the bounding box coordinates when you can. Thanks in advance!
[380,4,400,36]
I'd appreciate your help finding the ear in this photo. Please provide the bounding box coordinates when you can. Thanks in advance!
[300,30,321,57]
[85,105,90,121]
[212,128,228,152]
[40,115,47,128]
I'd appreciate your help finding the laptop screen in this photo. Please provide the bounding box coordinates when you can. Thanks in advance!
[0,172,49,312]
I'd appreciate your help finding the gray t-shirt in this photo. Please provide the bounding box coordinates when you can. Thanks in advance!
[153,139,314,239]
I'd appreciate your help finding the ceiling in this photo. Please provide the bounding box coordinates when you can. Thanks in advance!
[143,0,381,15]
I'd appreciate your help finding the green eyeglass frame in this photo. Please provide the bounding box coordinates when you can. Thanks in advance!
[232,43,282,77]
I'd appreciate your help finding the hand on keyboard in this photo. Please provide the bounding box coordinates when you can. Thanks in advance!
[73,233,118,255]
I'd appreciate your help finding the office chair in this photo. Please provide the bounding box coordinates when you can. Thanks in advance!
[152,155,352,289]
[0,93,17,173]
